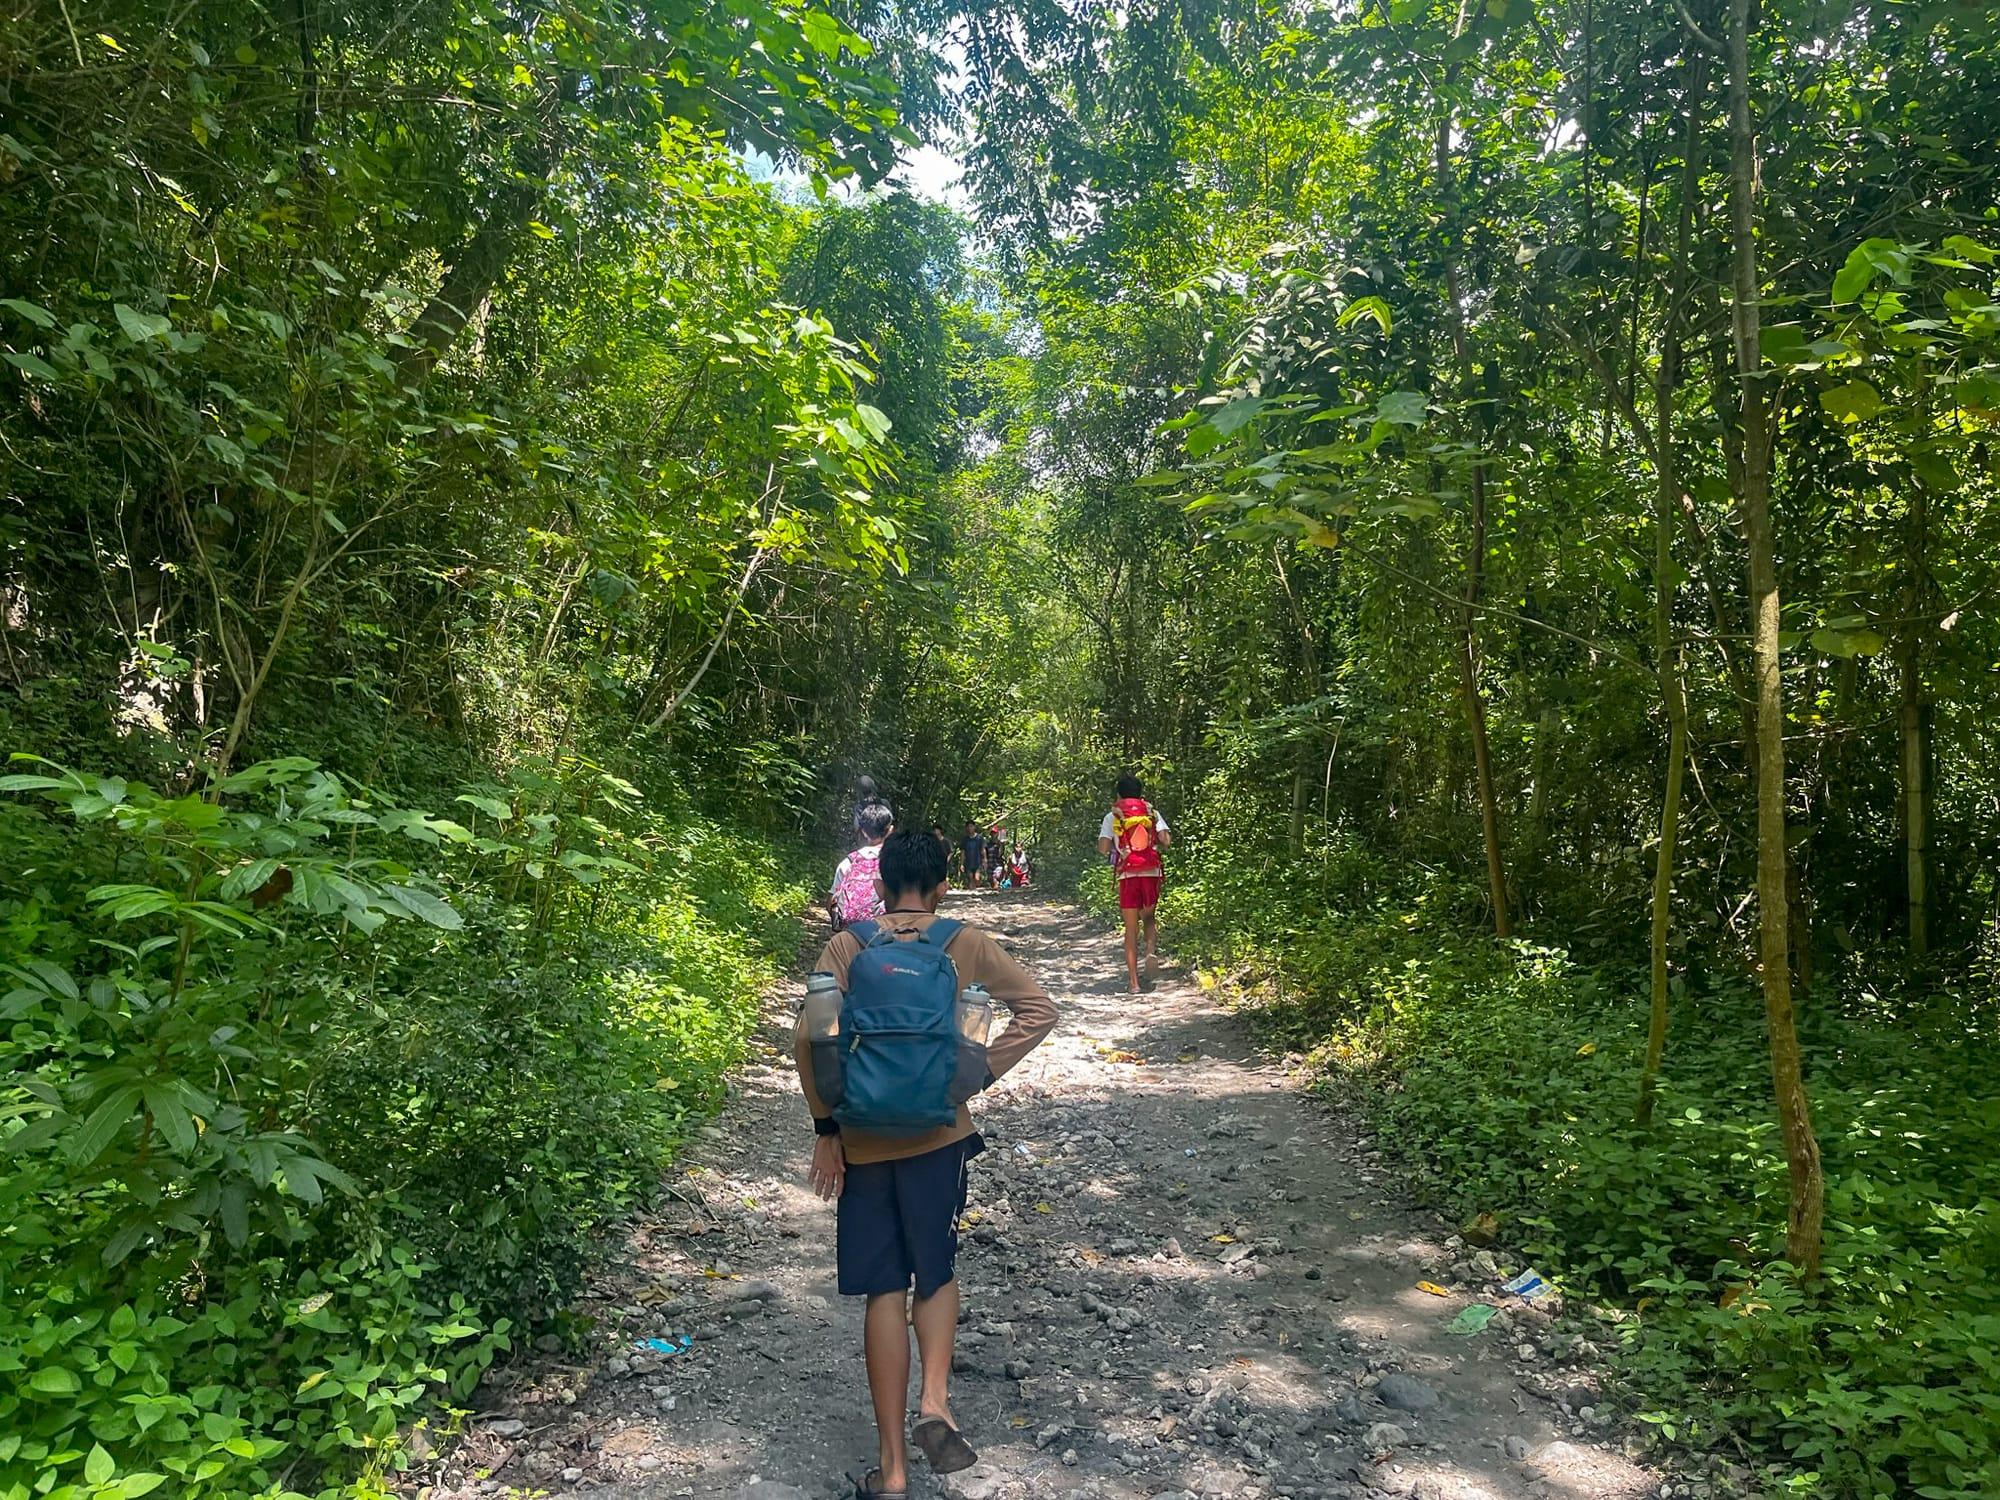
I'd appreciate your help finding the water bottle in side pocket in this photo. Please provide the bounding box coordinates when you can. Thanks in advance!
[950,982,993,1104]
[803,970,845,1110]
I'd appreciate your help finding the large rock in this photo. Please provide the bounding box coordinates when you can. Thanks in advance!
[940,1465,1014,1500]
[1191,1463,1251,1496]
[1362,1422,1408,1451]
[1374,1373,1440,1413]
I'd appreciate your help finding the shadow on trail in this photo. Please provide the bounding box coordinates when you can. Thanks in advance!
[469,892,1654,1500]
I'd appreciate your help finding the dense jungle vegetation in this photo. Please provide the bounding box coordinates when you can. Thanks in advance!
[2,0,1998,1496]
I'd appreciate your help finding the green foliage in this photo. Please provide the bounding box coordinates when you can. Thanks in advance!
[0,1,1010,1483]
[0,756,807,1498]
[7,0,2000,1492]
[1156,803,2000,1498]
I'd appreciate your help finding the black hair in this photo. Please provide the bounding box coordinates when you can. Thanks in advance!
[1116,772,1144,799]
[855,801,894,841]
[878,828,947,896]
[854,773,879,801]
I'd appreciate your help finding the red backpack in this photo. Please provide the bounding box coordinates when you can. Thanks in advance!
[1112,798,1162,876]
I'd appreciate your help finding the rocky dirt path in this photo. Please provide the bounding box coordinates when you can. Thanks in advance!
[435,892,1663,1500]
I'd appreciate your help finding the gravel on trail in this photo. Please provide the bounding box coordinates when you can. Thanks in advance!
[419,891,1666,1500]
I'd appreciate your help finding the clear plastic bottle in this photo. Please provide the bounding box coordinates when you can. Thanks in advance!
[803,971,842,1041]
[803,970,845,1108]
[950,982,993,1105]
[955,982,994,1048]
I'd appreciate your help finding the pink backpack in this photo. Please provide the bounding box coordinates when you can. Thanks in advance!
[833,846,885,926]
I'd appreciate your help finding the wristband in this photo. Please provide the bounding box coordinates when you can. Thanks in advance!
[814,1116,841,1137]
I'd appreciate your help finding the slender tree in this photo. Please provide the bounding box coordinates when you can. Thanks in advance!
[1711,0,1826,1274]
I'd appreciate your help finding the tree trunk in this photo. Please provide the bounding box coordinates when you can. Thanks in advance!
[394,75,575,385]
[1271,545,1322,861]
[1902,687,1930,957]
[1723,0,1824,1276]
[1641,666,1688,1127]
[1639,344,1692,1129]
[1437,46,1511,940]
[1290,766,1309,856]
[1457,486,1510,938]
[1901,478,1932,958]
[1638,63,1703,1128]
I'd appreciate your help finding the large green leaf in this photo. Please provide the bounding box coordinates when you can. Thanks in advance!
[1831,238,1912,305]
[66,1085,141,1164]
[1337,296,1393,335]
[1820,380,1882,423]
[1376,391,1428,427]
[1810,627,1887,658]
[0,296,56,327]
[28,1366,80,1396]
[4,349,59,380]
[113,303,171,342]
[383,884,464,930]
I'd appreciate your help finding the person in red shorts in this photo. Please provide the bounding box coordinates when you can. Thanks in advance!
[1097,772,1173,993]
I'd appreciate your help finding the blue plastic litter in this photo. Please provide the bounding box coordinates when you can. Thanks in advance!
[637,1334,693,1355]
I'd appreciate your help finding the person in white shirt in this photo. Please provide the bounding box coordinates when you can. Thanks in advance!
[832,803,895,928]
[1096,773,1172,992]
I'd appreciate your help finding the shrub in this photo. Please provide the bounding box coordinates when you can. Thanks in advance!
[0,754,805,1498]
[1158,821,2000,1499]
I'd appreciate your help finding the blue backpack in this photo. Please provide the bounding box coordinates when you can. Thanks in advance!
[825,917,984,1135]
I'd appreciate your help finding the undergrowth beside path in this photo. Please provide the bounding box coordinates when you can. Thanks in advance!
[1114,850,2000,1500]
[0,751,808,1500]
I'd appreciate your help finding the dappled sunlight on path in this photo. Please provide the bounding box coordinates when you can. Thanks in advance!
[447,893,1658,1500]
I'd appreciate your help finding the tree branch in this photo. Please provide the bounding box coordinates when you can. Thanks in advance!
[1670,0,1725,57]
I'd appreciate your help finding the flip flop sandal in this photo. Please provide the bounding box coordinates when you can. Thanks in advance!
[854,1468,907,1500]
[912,1417,980,1474]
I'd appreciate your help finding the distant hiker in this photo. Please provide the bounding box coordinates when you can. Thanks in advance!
[1098,773,1172,993]
[831,802,894,930]
[850,774,882,838]
[930,822,951,865]
[1010,844,1030,887]
[796,829,1058,1500]
[960,821,988,889]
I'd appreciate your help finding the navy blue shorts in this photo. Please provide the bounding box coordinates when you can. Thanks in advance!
[837,1134,984,1299]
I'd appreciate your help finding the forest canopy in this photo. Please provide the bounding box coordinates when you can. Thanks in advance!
[3,0,1998,1496]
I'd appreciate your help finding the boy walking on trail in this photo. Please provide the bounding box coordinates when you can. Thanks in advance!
[831,802,894,930]
[1098,772,1172,994]
[797,830,1058,1499]
[959,820,987,888]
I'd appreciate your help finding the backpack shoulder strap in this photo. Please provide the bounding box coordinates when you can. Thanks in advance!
[919,916,964,951]
[846,919,881,947]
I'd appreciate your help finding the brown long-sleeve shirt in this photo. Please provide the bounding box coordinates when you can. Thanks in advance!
[795,909,1058,1164]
